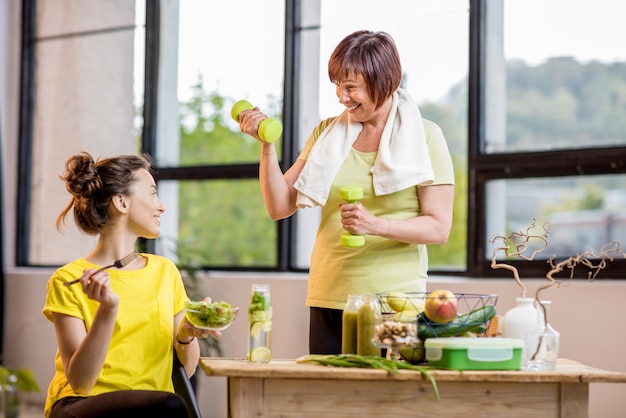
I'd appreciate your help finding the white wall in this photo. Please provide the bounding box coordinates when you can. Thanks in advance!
[6,270,626,418]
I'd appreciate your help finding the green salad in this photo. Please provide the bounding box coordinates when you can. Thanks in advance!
[185,300,238,330]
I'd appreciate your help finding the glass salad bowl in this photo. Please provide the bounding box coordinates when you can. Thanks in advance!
[184,300,239,331]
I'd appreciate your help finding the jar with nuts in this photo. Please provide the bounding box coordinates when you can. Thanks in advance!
[372,315,419,360]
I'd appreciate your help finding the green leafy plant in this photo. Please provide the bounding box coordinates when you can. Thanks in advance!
[0,366,39,393]
[0,366,39,418]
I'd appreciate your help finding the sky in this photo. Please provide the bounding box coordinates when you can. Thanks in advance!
[504,0,626,64]
[136,0,626,122]
[173,0,470,121]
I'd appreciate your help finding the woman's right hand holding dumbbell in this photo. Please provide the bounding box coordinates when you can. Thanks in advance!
[232,100,282,143]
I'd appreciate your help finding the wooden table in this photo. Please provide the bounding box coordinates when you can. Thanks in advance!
[199,357,626,418]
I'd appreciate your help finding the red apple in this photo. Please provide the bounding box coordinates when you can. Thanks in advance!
[424,290,458,323]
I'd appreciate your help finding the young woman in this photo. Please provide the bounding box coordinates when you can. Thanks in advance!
[43,152,219,417]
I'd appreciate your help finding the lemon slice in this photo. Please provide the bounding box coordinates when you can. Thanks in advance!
[249,346,271,363]
[249,310,271,323]
[250,322,264,338]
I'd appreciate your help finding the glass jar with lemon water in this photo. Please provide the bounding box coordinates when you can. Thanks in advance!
[247,284,272,363]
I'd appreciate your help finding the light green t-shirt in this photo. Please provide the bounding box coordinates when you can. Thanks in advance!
[42,254,187,417]
[298,118,455,310]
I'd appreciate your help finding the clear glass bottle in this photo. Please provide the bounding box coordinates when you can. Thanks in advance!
[341,294,362,354]
[247,284,272,363]
[526,300,560,371]
[3,372,18,418]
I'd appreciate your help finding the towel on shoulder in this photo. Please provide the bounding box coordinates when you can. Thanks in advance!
[294,88,434,208]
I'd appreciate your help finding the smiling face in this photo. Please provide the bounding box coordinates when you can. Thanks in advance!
[125,168,165,239]
[328,31,402,112]
[335,73,391,124]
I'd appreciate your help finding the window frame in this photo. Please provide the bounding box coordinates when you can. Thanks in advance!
[16,0,36,267]
[140,0,301,272]
[15,0,626,278]
[467,0,626,278]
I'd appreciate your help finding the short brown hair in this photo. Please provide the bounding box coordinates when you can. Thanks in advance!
[56,152,153,234]
[328,30,402,109]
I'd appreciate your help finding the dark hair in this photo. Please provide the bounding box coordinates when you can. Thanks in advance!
[328,30,402,110]
[56,152,153,234]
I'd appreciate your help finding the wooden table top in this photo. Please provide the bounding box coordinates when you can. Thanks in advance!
[199,357,626,384]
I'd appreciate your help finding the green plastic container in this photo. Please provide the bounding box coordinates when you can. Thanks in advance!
[425,337,524,370]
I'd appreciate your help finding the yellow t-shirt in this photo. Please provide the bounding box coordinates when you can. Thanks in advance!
[42,254,187,417]
[299,118,455,310]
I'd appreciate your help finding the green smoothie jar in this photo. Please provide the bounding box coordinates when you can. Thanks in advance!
[341,294,362,354]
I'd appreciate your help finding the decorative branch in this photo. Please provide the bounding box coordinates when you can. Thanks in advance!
[489,219,550,298]
[489,221,625,364]
[535,241,626,320]
[529,241,625,362]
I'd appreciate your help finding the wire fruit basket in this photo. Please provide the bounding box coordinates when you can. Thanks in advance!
[375,292,498,364]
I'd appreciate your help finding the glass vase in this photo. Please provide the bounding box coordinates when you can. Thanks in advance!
[526,300,560,371]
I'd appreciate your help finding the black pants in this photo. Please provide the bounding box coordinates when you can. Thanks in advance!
[309,307,343,354]
[50,390,188,418]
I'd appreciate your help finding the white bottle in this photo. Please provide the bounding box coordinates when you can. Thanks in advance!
[501,297,538,369]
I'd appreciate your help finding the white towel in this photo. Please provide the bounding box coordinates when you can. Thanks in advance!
[294,88,434,208]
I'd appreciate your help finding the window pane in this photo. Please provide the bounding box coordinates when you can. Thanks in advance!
[484,0,626,153]
[485,175,626,260]
[28,1,141,265]
[174,0,285,166]
[317,0,469,271]
[157,180,277,268]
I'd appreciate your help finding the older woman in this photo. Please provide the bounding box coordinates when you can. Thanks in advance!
[238,30,455,354]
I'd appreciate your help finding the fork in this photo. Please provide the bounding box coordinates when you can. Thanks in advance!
[63,251,138,286]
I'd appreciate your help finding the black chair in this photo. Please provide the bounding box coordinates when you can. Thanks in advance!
[172,354,202,418]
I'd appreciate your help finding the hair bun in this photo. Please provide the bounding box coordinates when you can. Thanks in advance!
[62,152,102,198]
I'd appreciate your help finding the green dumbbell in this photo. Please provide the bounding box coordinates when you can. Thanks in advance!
[339,186,365,248]
[231,100,283,143]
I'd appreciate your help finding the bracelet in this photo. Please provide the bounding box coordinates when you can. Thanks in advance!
[176,336,195,345]
[261,145,276,156]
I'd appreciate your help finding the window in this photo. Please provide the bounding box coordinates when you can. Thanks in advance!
[148,0,470,272]
[472,0,626,278]
[17,0,141,266]
[146,0,286,270]
[317,0,469,271]
[17,0,626,280]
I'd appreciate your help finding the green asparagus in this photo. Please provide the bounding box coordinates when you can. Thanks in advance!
[296,354,440,401]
